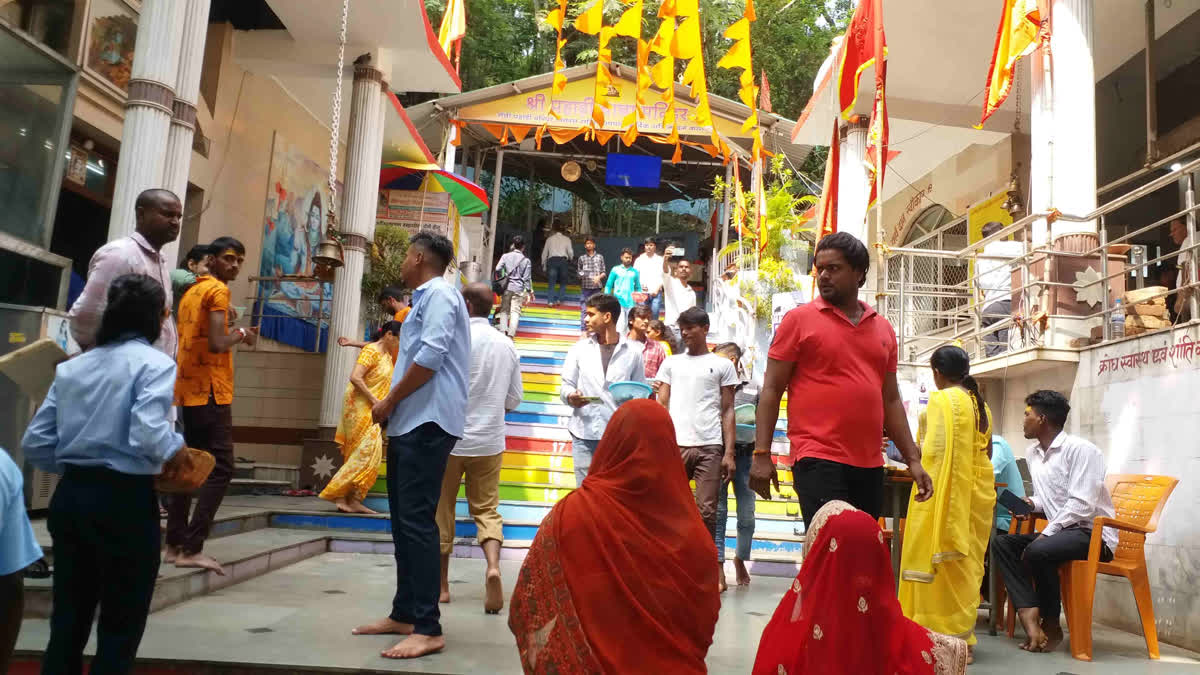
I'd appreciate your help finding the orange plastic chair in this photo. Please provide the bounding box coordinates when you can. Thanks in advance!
[999,515,1048,638]
[1058,474,1178,661]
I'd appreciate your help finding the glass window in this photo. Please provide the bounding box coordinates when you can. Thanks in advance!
[0,1,78,59]
[0,23,76,248]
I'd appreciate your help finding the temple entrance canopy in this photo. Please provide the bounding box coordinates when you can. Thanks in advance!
[405,63,808,275]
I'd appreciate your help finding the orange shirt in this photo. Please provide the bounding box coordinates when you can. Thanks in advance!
[175,275,235,406]
[394,306,411,323]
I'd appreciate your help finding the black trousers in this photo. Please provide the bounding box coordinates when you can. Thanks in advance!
[981,299,1011,356]
[792,457,885,528]
[993,529,1112,621]
[166,395,234,555]
[387,422,456,637]
[44,466,160,675]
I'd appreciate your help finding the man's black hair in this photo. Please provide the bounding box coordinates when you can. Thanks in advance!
[185,245,213,264]
[585,293,621,321]
[815,231,869,287]
[1025,390,1071,429]
[96,274,164,346]
[135,188,179,211]
[209,236,246,256]
[510,235,526,250]
[410,232,454,272]
[378,286,405,303]
[628,305,653,321]
[677,306,710,328]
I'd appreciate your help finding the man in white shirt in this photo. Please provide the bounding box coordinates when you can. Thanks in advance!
[994,390,1117,654]
[560,293,646,485]
[660,244,697,326]
[634,238,665,319]
[1170,218,1194,321]
[976,221,1025,356]
[540,222,575,307]
[435,283,523,614]
[656,307,739,586]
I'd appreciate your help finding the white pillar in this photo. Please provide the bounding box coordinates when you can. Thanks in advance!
[484,149,505,270]
[107,0,185,241]
[319,63,387,429]
[837,119,871,245]
[1029,45,1053,247]
[1048,0,1096,238]
[160,0,212,266]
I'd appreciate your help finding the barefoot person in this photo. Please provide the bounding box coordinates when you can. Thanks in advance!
[898,346,996,660]
[656,307,739,592]
[993,390,1117,653]
[355,233,470,660]
[24,274,189,673]
[509,400,720,674]
[319,321,402,514]
[750,232,933,524]
[713,342,756,589]
[167,237,256,575]
[753,501,967,675]
[436,283,523,613]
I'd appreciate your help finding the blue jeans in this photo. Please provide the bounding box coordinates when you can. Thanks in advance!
[645,288,664,320]
[571,435,600,487]
[715,453,756,563]
[387,422,456,636]
[546,257,569,304]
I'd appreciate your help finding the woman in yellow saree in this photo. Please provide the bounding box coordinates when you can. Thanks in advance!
[899,345,995,661]
[319,321,401,513]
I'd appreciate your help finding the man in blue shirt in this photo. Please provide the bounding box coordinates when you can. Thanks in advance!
[1,448,43,672]
[991,435,1026,534]
[354,232,469,660]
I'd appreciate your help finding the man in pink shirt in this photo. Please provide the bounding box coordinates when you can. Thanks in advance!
[68,189,181,359]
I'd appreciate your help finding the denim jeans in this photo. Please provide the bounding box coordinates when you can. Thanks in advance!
[387,422,456,637]
[571,435,600,486]
[546,257,569,304]
[646,288,664,320]
[715,453,756,563]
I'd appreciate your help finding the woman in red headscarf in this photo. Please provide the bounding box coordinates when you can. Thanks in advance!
[508,399,720,674]
[753,501,968,675]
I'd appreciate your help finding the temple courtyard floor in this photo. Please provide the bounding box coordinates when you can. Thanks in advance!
[13,552,1200,674]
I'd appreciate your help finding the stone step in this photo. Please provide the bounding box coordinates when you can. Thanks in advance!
[227,478,294,496]
[23,529,330,619]
[233,462,300,488]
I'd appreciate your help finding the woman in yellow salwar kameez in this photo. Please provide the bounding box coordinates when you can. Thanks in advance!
[320,321,401,513]
[899,345,996,662]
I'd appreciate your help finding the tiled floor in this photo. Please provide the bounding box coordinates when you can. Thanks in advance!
[15,554,1200,673]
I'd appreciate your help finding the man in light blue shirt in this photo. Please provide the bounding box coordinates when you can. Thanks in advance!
[355,232,469,660]
[2,448,43,671]
[991,435,1025,533]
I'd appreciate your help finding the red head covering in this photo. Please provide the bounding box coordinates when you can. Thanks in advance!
[509,399,720,674]
[753,501,967,675]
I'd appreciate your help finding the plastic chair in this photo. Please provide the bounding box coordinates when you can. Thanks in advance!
[1058,474,1178,661]
[998,515,1048,638]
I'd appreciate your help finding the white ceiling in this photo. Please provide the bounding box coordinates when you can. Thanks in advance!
[793,0,1198,201]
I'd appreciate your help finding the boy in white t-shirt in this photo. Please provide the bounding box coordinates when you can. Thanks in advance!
[656,306,738,586]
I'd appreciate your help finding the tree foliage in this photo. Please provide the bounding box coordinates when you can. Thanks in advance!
[425,0,853,121]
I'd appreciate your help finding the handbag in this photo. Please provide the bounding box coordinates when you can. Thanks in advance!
[492,264,509,296]
[155,447,216,494]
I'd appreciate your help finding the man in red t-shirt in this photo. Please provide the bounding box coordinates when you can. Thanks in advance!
[749,232,932,526]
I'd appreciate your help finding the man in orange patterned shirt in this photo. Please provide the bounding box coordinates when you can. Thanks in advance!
[165,237,257,575]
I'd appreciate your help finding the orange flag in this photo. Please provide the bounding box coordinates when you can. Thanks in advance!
[545,0,569,117]
[718,0,763,160]
[978,0,1049,128]
[816,117,840,241]
[835,0,885,118]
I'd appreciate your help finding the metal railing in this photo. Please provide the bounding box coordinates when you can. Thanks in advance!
[880,157,1200,365]
[246,274,333,353]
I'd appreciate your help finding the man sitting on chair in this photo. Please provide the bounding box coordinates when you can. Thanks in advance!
[993,390,1117,654]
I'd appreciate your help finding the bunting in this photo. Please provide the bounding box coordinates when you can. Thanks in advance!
[717,0,762,160]
[760,69,772,114]
[977,0,1049,128]
[732,167,747,236]
[649,2,678,143]
[613,0,645,133]
[544,0,569,117]
[437,0,467,71]
[672,0,721,156]
[573,1,614,127]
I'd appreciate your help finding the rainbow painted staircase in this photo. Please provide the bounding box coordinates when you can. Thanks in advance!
[276,282,806,576]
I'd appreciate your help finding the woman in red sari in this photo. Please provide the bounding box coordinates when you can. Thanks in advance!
[509,399,720,674]
[753,501,968,675]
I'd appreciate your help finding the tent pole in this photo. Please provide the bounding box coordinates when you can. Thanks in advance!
[486,149,506,270]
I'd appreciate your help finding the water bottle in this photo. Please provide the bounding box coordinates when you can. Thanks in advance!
[1110,299,1125,339]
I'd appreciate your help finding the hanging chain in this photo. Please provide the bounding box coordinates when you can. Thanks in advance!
[1013,66,1022,136]
[327,0,350,224]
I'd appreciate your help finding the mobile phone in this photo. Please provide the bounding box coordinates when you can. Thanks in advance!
[998,489,1032,516]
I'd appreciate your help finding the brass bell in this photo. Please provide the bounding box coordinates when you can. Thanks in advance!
[313,237,345,268]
